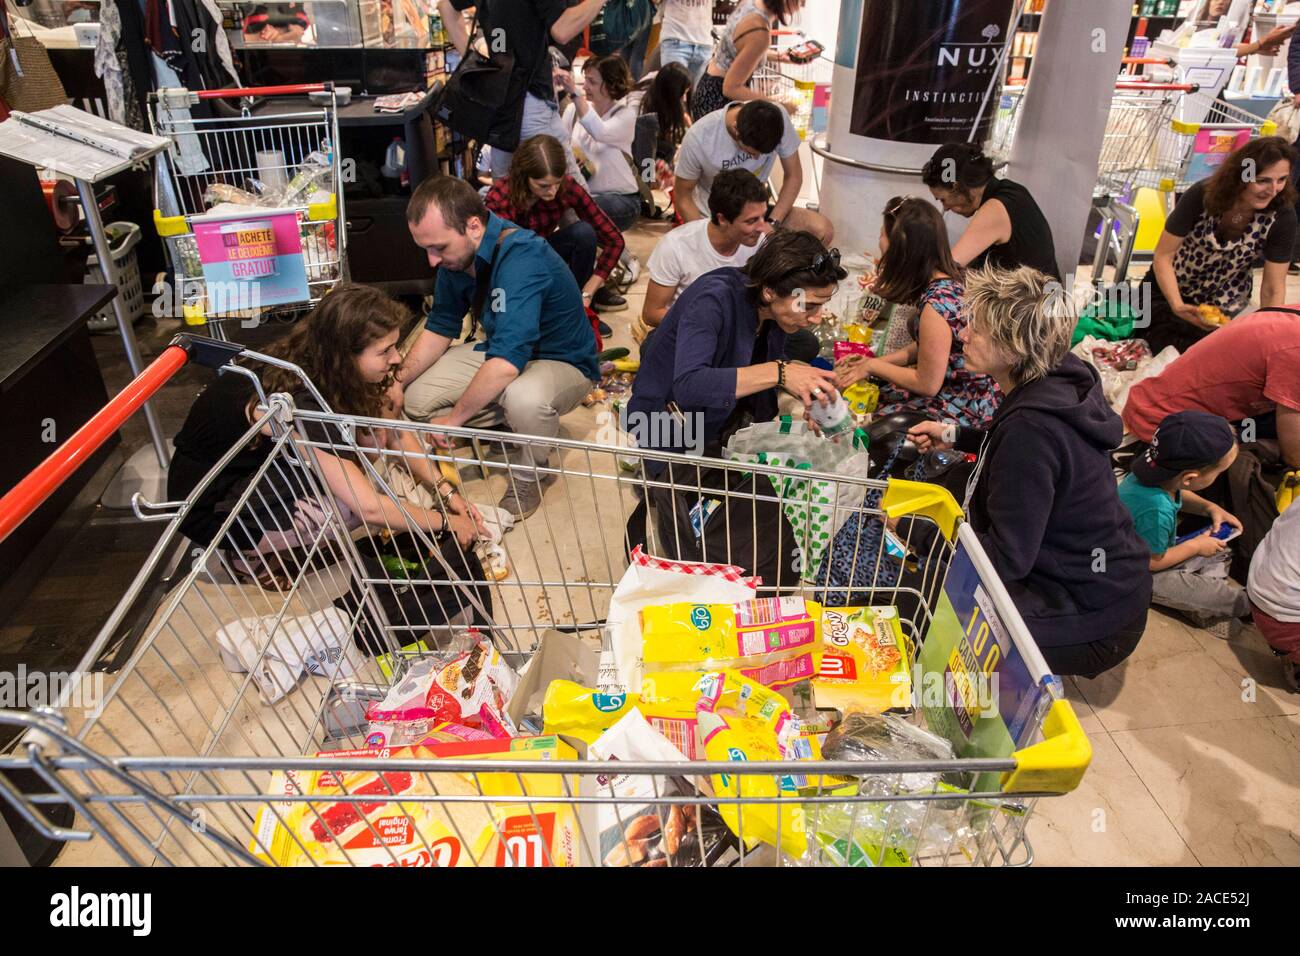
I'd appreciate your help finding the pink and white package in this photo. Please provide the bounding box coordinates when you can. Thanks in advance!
[366,633,519,739]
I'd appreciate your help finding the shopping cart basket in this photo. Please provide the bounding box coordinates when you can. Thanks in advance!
[0,335,1091,867]
[149,83,349,336]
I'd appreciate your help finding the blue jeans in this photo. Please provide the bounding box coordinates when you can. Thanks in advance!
[547,220,598,288]
[594,191,641,232]
[490,93,587,186]
[658,38,711,84]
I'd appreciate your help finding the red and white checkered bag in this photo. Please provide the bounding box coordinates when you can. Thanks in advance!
[605,547,761,692]
[628,545,760,588]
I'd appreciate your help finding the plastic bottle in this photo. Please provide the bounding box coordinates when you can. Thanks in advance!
[382,137,407,181]
[810,389,855,438]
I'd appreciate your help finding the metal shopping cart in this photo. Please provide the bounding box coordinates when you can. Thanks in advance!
[0,336,1091,867]
[149,83,349,337]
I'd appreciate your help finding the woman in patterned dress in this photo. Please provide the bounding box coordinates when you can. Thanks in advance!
[836,197,1001,428]
[1143,136,1296,356]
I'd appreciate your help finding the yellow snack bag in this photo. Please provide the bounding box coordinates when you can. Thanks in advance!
[814,606,913,714]
[639,596,823,688]
[541,680,702,755]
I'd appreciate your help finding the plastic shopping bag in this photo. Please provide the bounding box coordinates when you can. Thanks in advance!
[606,546,759,693]
[725,417,871,581]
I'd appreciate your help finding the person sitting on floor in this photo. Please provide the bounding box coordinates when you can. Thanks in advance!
[674,99,834,244]
[1248,495,1300,692]
[1117,411,1251,633]
[836,196,1000,429]
[484,134,627,318]
[399,176,600,520]
[637,168,770,340]
[907,265,1152,679]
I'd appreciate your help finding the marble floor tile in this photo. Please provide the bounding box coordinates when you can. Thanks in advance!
[1030,731,1198,866]
[1073,611,1292,733]
[1111,717,1300,866]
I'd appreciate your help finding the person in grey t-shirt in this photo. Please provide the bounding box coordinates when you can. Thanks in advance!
[674,100,834,244]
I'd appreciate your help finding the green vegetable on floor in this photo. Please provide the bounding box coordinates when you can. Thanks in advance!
[597,347,630,362]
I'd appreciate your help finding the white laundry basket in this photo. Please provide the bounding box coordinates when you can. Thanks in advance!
[86,221,144,331]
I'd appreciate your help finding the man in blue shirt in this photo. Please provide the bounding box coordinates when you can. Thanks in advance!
[398,176,598,518]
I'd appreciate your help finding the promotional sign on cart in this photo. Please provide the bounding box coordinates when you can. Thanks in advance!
[191,209,310,310]
[920,535,1049,792]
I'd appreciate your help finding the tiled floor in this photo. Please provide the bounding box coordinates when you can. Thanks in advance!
[8,196,1300,867]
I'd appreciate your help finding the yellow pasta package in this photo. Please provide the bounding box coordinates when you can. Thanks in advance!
[639,596,824,688]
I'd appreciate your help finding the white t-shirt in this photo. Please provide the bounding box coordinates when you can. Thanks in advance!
[660,0,715,46]
[646,219,761,305]
[1249,501,1300,621]
[675,102,801,213]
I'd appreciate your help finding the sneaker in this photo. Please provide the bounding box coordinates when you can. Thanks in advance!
[1202,617,1242,641]
[597,319,613,337]
[1290,262,1300,276]
[497,479,545,520]
[593,287,627,313]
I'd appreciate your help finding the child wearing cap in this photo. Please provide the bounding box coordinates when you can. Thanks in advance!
[1117,410,1251,629]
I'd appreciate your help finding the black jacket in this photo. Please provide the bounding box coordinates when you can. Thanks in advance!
[956,355,1151,648]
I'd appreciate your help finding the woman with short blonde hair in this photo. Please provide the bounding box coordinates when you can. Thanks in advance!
[908,265,1153,678]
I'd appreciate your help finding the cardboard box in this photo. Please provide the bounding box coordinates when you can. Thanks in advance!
[249,737,581,866]
[813,606,912,714]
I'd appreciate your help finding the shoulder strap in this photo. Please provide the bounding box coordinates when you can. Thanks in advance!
[468,227,515,342]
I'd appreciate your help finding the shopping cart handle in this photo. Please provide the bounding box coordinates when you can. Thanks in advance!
[196,82,333,99]
[0,343,192,545]
[174,332,246,370]
[1114,81,1199,93]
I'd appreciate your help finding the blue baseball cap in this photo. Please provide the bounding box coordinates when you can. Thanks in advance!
[1131,411,1235,485]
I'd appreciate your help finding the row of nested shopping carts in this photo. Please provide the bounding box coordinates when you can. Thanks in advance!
[987,57,1280,282]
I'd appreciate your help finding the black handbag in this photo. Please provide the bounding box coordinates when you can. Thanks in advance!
[433,7,540,153]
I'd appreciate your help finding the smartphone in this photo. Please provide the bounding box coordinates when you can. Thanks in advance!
[1174,523,1241,546]
[786,40,824,63]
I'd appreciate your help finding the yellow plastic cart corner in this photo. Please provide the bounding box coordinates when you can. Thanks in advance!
[1002,699,1092,795]
[880,478,963,542]
[153,209,189,238]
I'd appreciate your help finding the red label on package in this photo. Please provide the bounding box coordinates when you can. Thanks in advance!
[818,653,858,682]
[373,836,462,867]
[494,812,556,867]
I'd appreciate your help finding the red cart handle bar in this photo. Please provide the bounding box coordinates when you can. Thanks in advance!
[196,82,333,99]
[0,335,242,544]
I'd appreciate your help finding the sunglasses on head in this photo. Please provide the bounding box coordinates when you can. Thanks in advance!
[811,247,840,275]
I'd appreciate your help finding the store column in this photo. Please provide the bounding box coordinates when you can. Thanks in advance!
[815,0,1017,255]
[1007,0,1130,282]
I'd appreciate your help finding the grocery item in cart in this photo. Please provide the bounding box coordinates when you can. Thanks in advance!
[813,606,912,715]
[362,710,498,748]
[693,670,837,858]
[366,633,519,736]
[541,679,701,755]
[586,709,739,867]
[798,712,978,866]
[638,596,824,688]
[249,737,581,866]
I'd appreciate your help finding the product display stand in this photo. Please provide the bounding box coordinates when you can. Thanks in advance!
[0,106,173,506]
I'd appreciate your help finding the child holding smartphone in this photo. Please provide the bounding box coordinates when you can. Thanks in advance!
[1117,410,1251,630]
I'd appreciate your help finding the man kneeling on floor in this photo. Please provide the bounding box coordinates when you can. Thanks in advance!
[398,176,599,519]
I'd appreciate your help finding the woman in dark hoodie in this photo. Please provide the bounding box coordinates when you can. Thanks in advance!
[908,265,1152,678]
